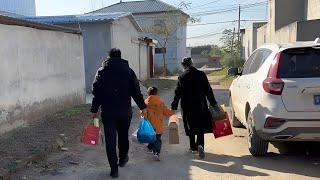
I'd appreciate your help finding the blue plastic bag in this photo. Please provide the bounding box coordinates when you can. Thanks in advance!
[137,118,156,143]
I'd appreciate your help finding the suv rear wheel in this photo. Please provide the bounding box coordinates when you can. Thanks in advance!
[247,110,269,156]
[229,97,242,127]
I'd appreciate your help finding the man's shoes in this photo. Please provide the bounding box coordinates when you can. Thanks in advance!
[110,168,119,178]
[153,153,160,161]
[119,155,129,167]
[198,145,205,159]
[189,148,198,154]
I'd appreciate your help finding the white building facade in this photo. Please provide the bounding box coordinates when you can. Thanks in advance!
[90,0,188,72]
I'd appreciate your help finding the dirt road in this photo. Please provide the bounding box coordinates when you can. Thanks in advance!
[13,80,320,180]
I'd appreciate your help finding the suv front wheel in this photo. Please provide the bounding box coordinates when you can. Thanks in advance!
[247,110,269,156]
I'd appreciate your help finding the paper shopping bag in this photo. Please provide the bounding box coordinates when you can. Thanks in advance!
[81,120,100,146]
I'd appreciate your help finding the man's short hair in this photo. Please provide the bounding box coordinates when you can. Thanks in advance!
[181,57,193,67]
[148,87,158,95]
[109,48,121,58]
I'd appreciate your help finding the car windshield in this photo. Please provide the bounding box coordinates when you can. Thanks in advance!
[280,48,320,78]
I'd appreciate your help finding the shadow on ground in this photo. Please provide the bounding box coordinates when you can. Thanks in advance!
[192,147,320,178]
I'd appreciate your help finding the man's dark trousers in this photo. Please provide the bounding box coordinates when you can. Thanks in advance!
[102,114,131,169]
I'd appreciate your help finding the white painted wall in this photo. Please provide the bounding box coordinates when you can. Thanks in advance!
[256,0,320,46]
[307,0,320,20]
[243,22,267,59]
[111,17,149,81]
[186,47,192,57]
[176,25,187,70]
[257,24,267,48]
[134,13,187,71]
[0,23,85,134]
[243,24,254,60]
[0,0,35,16]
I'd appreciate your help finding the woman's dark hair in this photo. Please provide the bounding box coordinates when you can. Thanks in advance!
[108,48,121,58]
[181,57,193,67]
[148,87,158,95]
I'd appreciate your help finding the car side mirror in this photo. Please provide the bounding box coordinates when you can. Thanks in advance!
[228,67,240,76]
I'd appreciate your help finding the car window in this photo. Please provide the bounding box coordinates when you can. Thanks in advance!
[249,49,272,74]
[242,51,257,75]
[280,48,320,78]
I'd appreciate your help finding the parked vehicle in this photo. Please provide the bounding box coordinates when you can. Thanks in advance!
[228,39,320,156]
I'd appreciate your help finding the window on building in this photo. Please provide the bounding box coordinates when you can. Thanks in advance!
[155,48,166,54]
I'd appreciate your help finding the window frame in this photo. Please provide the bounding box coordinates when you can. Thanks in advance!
[242,51,257,75]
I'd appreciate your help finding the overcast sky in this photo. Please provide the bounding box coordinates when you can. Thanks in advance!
[35,0,268,46]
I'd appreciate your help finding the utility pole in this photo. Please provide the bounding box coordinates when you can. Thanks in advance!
[238,4,243,59]
[231,27,235,52]
[238,4,241,42]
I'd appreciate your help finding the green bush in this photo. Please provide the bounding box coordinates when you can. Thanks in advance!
[221,52,245,68]
[210,68,228,76]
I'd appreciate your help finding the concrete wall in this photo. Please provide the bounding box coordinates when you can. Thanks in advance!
[60,22,112,92]
[258,0,299,45]
[274,22,298,43]
[256,0,320,46]
[306,0,320,20]
[297,19,320,41]
[275,0,304,30]
[243,22,267,59]
[186,47,192,57]
[111,17,149,81]
[0,23,85,135]
[134,13,186,71]
[176,25,187,70]
[243,24,253,60]
[266,0,276,43]
[257,24,267,48]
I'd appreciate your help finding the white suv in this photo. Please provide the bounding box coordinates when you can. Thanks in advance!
[228,41,320,156]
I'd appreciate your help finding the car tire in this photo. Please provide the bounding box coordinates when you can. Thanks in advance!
[247,110,269,156]
[229,97,242,127]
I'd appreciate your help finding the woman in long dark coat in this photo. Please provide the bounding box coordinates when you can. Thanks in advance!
[171,57,217,159]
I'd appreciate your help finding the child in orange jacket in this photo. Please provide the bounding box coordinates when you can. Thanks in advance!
[145,87,174,161]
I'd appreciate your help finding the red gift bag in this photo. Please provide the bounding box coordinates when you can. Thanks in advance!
[81,122,100,146]
[213,113,233,138]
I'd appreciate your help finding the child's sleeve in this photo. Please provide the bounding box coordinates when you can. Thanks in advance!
[162,102,174,117]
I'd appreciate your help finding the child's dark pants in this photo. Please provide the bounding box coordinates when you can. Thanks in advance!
[147,135,162,154]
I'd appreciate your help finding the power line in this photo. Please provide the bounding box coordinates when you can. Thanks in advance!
[188,0,225,10]
[187,32,223,39]
[188,19,266,26]
[186,0,264,11]
[190,1,267,17]
[187,23,234,39]
[189,20,236,26]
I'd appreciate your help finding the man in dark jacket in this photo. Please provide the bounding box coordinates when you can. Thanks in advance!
[171,57,217,159]
[91,48,147,178]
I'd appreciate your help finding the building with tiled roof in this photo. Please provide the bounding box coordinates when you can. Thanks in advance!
[90,0,188,72]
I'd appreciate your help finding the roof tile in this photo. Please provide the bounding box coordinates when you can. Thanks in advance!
[90,0,176,14]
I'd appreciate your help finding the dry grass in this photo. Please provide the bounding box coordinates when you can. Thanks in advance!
[220,76,236,88]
